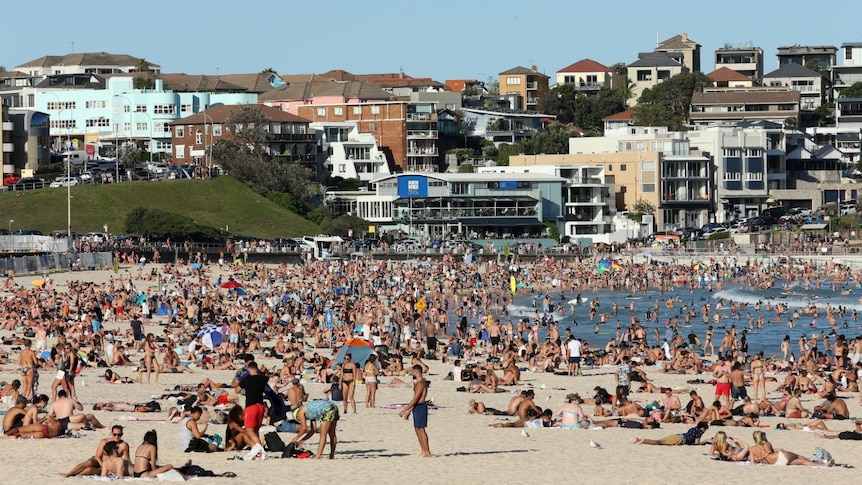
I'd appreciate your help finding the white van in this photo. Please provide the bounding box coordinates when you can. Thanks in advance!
[60,151,91,167]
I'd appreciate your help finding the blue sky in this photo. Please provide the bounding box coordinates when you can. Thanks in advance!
[2,0,859,81]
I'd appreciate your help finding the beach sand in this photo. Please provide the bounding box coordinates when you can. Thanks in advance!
[1,267,861,484]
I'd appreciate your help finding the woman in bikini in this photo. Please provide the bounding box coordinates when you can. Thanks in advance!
[748,430,831,466]
[5,414,63,438]
[364,354,379,408]
[339,353,358,414]
[143,334,161,385]
[133,430,174,478]
[750,352,766,400]
[555,393,592,429]
[709,431,750,461]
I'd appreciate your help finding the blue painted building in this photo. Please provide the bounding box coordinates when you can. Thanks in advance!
[34,76,257,159]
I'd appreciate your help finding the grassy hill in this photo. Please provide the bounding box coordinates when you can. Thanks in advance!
[1,176,319,237]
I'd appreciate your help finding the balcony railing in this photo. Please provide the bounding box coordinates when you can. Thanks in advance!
[790,85,819,93]
[406,130,438,138]
[526,82,538,90]
[407,147,438,156]
[267,133,316,142]
[566,195,606,204]
[407,113,432,121]
[526,97,539,105]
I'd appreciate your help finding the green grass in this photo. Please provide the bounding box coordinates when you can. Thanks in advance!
[1,176,319,237]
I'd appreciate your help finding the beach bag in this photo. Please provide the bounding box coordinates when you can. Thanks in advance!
[264,431,286,452]
[809,446,833,464]
[185,437,212,453]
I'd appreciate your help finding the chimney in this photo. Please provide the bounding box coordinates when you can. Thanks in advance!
[531,65,537,72]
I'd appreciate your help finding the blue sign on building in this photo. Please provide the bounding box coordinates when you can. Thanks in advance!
[397,176,429,198]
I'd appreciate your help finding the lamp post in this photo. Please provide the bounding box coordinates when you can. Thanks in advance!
[201,112,214,178]
[8,219,13,234]
[43,91,73,250]
[114,94,133,182]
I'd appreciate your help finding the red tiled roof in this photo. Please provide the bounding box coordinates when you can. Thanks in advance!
[602,110,634,121]
[707,67,752,83]
[172,104,310,125]
[558,59,611,73]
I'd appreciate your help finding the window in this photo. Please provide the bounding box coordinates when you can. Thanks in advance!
[368,123,377,132]
[506,77,522,85]
[316,108,325,116]
[124,122,131,132]
[333,107,343,115]
[181,104,192,113]
[371,105,380,115]
[135,104,147,113]
[641,183,655,193]
[642,161,655,171]
[620,164,627,171]
[155,141,171,151]
[636,70,652,81]
[657,70,671,80]
[847,47,853,60]
[564,75,576,84]
[175,145,185,159]
[85,100,107,109]
[85,117,109,128]
[213,124,222,136]
[154,122,168,134]
[175,126,184,137]
[153,104,174,114]
[195,132,202,144]
[47,101,76,110]
[136,122,148,131]
[353,106,361,115]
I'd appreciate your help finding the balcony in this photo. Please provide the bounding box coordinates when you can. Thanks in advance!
[406,130,438,139]
[570,177,603,185]
[790,85,819,93]
[407,147,438,157]
[572,82,605,91]
[267,133,316,142]
[526,97,539,105]
[526,82,538,90]
[662,193,711,203]
[566,195,606,204]
[405,164,438,173]
[407,113,432,121]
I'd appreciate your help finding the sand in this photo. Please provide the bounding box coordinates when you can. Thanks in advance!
[1,267,861,484]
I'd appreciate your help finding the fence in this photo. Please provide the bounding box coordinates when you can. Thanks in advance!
[0,252,113,276]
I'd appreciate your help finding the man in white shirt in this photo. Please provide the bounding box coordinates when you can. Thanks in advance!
[566,336,582,376]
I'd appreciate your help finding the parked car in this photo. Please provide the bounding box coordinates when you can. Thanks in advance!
[3,174,21,186]
[49,176,80,188]
[10,177,49,190]
[12,228,43,236]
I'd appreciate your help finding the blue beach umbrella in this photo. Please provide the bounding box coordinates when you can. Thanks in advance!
[198,325,224,349]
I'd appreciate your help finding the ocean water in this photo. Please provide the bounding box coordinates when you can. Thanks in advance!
[446,280,862,358]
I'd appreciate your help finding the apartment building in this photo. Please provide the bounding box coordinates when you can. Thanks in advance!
[707,67,754,89]
[832,42,862,97]
[776,45,837,69]
[655,33,701,73]
[314,122,391,181]
[498,66,550,111]
[14,52,160,79]
[690,89,801,126]
[763,63,827,110]
[555,59,612,95]
[626,52,688,105]
[714,44,764,81]
[171,104,316,172]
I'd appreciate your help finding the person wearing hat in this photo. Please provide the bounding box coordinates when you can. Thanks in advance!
[285,377,308,411]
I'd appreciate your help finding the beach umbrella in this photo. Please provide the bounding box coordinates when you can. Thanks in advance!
[136,293,149,304]
[220,280,243,289]
[331,338,375,368]
[198,325,224,349]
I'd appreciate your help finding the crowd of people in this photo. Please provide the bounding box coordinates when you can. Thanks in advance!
[1,249,862,474]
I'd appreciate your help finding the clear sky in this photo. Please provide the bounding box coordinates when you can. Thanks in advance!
[2,0,859,82]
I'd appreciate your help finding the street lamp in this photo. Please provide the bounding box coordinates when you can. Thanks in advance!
[200,112,214,177]
[42,91,73,249]
[114,94,133,182]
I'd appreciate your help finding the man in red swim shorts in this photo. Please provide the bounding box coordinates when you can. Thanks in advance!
[713,357,732,408]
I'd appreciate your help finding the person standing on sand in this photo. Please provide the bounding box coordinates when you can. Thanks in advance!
[713,357,732,409]
[400,364,431,457]
[18,338,38,400]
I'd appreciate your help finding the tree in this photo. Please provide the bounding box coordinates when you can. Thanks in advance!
[485,75,499,95]
[839,82,862,98]
[124,207,226,242]
[133,58,154,89]
[543,84,626,133]
[632,71,712,130]
[494,143,524,166]
[628,198,656,222]
[805,59,827,78]
[212,105,317,208]
[524,123,572,155]
[320,215,370,238]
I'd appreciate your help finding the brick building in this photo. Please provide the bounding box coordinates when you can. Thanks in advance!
[170,104,316,174]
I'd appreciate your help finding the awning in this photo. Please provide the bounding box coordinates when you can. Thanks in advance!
[458,217,544,227]
[800,223,827,230]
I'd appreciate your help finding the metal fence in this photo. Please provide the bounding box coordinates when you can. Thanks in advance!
[0,252,113,276]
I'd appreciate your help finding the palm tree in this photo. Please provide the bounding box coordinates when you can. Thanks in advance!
[260,67,277,75]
